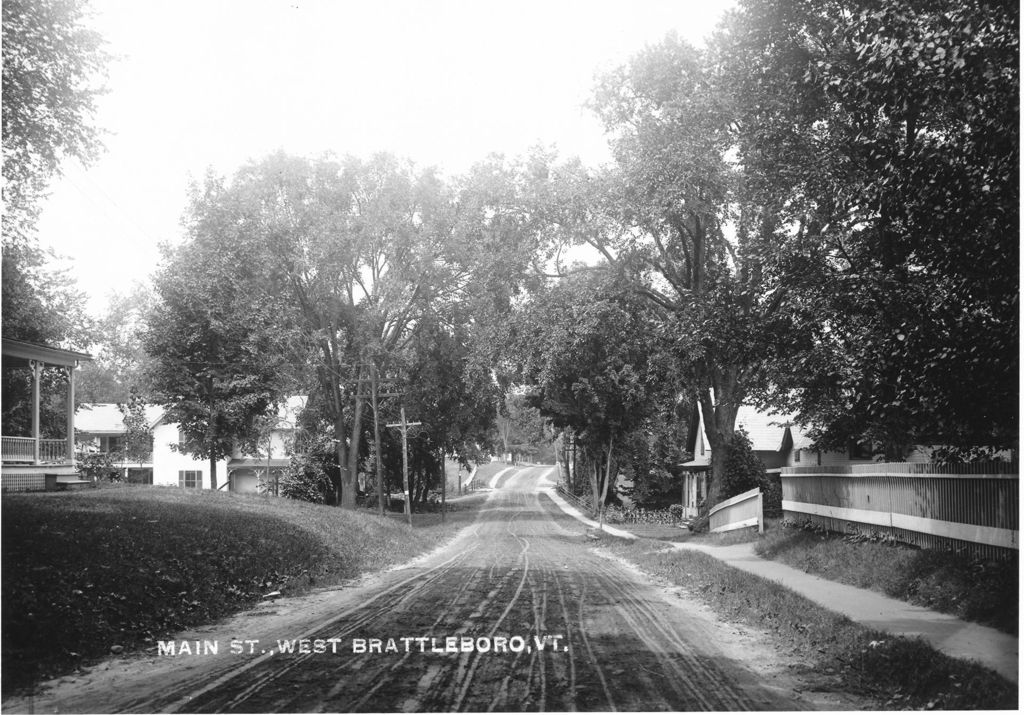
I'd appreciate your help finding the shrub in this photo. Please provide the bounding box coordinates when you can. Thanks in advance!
[280,454,332,503]
[714,430,782,515]
[717,429,765,499]
[603,504,626,524]
[760,471,782,517]
[77,452,122,482]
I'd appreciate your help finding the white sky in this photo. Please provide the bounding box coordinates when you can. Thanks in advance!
[35,0,735,315]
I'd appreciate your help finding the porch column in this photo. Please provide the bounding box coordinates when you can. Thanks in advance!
[30,359,42,464]
[64,363,76,463]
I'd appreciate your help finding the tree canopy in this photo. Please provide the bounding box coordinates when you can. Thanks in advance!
[2,0,108,247]
[142,0,1017,512]
[717,0,1019,457]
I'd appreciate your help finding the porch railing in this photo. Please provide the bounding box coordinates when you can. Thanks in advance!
[2,436,70,464]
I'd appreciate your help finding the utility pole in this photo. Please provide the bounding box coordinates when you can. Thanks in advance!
[439,447,446,524]
[386,406,421,526]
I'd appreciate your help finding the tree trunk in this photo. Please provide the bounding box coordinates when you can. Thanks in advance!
[333,413,347,506]
[342,393,365,510]
[697,377,741,511]
[371,364,385,516]
[207,386,217,490]
[589,459,601,519]
[598,435,614,530]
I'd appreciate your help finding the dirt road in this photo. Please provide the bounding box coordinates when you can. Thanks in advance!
[10,466,846,712]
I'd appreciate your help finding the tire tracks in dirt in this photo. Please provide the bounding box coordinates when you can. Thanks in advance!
[17,465,825,713]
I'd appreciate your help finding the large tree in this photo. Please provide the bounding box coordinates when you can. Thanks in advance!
[525,33,799,507]
[1,0,107,436]
[2,0,107,247]
[167,152,488,507]
[716,0,1019,457]
[145,183,298,489]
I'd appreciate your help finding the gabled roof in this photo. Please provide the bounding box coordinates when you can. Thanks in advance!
[789,422,815,450]
[76,397,309,434]
[735,405,796,453]
[690,401,808,455]
[75,403,164,433]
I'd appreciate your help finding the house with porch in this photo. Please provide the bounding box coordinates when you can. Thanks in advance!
[75,402,165,484]
[75,396,305,493]
[1,338,92,491]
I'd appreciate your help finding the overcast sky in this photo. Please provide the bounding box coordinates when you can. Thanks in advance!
[35,0,735,315]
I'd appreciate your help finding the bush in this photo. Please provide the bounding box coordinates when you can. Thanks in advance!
[669,503,683,520]
[760,471,782,517]
[280,454,332,503]
[718,429,765,499]
[77,452,122,482]
[714,430,781,514]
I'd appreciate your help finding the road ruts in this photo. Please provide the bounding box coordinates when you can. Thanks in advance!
[126,466,801,712]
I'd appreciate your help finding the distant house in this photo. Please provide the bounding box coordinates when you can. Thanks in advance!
[1,338,92,491]
[75,403,163,484]
[75,396,306,493]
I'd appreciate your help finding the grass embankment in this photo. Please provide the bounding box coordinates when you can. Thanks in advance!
[754,526,1018,635]
[2,485,480,693]
[598,538,1016,710]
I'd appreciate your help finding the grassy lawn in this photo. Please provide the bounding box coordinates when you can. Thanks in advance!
[753,524,1018,635]
[597,537,1017,710]
[1,485,477,693]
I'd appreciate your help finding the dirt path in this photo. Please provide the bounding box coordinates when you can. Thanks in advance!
[5,467,866,712]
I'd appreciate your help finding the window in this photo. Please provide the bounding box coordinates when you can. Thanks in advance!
[699,434,705,456]
[794,448,801,463]
[179,470,201,488]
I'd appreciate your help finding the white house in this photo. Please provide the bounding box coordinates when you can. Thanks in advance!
[75,397,306,493]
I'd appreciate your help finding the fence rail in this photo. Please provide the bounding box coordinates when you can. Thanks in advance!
[710,487,763,533]
[781,462,1018,559]
[2,436,69,463]
[556,483,594,515]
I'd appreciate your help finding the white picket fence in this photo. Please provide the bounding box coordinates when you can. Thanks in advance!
[781,462,1018,559]
[709,487,763,533]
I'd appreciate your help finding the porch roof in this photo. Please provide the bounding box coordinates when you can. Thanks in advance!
[228,458,290,469]
[2,338,92,367]
[678,460,710,471]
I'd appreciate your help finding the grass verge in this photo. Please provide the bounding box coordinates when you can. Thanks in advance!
[1,485,480,693]
[597,537,1017,710]
[753,525,1018,635]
